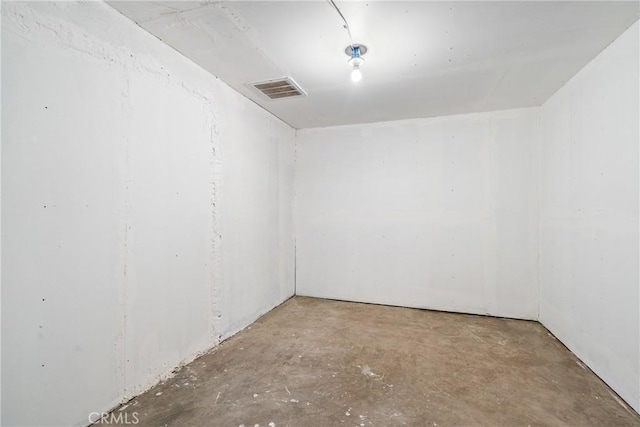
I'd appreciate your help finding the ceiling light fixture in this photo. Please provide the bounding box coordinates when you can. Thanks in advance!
[327,0,368,83]
[346,44,367,83]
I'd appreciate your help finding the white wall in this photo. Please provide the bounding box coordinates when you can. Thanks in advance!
[538,21,639,412]
[295,108,539,320]
[2,0,637,423]
[1,2,295,426]
[217,88,296,338]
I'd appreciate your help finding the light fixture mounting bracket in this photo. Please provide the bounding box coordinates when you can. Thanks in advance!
[345,44,368,57]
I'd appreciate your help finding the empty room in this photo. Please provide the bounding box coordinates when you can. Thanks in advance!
[2,1,639,426]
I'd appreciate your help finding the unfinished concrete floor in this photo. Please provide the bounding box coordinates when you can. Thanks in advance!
[111,297,640,426]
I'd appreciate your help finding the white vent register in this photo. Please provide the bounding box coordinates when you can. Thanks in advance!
[250,77,306,100]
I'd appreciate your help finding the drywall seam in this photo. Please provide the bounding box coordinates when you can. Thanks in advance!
[0,6,3,423]
[209,99,223,345]
[484,113,497,314]
[293,128,298,295]
[536,108,542,322]
[123,45,224,407]
[117,75,131,400]
[118,78,223,402]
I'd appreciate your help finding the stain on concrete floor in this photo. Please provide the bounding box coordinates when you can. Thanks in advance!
[108,297,640,426]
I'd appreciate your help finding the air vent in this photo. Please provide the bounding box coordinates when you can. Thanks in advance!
[250,77,306,100]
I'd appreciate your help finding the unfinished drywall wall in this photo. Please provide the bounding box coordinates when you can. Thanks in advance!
[538,21,639,412]
[295,108,539,319]
[1,2,295,426]
[217,97,296,338]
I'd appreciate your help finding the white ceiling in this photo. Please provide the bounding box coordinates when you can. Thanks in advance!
[109,1,639,129]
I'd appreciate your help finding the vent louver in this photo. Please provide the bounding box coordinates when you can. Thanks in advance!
[250,77,306,100]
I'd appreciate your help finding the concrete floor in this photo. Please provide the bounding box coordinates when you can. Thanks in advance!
[110,297,640,426]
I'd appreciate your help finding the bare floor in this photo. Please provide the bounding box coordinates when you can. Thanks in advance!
[111,297,640,426]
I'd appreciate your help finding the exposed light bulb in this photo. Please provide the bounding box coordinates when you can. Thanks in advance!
[346,44,367,84]
[351,65,362,82]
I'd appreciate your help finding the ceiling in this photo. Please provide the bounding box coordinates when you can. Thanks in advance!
[109,1,639,129]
